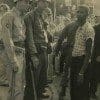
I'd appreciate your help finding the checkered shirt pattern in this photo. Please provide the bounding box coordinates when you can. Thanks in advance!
[72,22,95,57]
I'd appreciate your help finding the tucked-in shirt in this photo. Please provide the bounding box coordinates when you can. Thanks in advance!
[1,7,25,63]
[72,22,95,57]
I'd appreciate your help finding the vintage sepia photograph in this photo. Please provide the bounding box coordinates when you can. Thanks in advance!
[0,0,100,100]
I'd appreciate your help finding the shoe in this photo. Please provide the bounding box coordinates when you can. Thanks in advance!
[40,92,50,98]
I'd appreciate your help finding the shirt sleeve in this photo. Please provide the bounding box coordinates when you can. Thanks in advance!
[85,24,95,42]
[14,14,25,41]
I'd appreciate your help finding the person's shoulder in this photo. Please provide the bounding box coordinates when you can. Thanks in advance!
[2,10,13,19]
[24,10,34,20]
[85,22,93,29]
[24,8,38,19]
[44,7,52,13]
[83,22,94,33]
[83,22,95,37]
[24,11,31,19]
[64,21,76,29]
[1,10,13,24]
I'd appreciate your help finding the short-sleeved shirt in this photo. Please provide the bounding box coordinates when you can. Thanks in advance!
[72,22,95,57]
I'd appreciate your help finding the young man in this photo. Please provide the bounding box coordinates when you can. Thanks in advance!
[55,5,95,100]
[24,0,52,99]
[1,0,29,100]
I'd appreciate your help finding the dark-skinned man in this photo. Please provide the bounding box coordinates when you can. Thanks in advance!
[24,0,52,99]
[55,5,95,100]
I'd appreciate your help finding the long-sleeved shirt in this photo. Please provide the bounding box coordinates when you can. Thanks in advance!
[24,7,50,56]
[1,7,25,64]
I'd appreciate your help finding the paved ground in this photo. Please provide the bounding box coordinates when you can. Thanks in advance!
[0,75,100,100]
[42,75,100,100]
[41,74,70,100]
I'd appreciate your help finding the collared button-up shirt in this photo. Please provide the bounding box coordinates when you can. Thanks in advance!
[1,7,25,63]
[72,22,95,57]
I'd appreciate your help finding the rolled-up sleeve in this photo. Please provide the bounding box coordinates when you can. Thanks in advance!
[85,25,95,42]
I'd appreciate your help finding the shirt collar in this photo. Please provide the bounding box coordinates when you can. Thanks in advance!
[12,7,21,17]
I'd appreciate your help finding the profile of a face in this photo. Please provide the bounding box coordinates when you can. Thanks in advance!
[17,2,30,15]
[77,6,89,21]
[38,1,46,9]
[0,4,9,17]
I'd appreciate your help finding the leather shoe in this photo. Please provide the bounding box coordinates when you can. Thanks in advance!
[40,92,50,98]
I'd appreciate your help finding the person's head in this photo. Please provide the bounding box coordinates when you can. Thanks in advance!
[66,13,71,19]
[0,4,10,15]
[15,0,30,15]
[36,0,50,9]
[44,1,50,8]
[77,5,90,22]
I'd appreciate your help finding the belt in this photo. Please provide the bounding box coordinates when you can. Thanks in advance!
[0,43,4,50]
[0,84,9,87]
[14,41,25,48]
[72,55,85,60]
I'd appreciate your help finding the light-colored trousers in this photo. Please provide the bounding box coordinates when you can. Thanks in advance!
[0,47,25,100]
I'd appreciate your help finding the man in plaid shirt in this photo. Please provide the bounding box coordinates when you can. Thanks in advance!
[55,5,95,100]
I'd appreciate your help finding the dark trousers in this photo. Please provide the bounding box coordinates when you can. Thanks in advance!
[90,61,100,95]
[37,51,48,94]
[24,50,48,100]
[60,64,69,87]
[70,56,90,100]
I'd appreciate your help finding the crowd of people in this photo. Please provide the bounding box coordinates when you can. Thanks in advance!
[0,0,100,100]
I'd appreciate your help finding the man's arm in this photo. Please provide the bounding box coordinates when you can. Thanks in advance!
[54,25,68,55]
[79,38,92,74]
[79,26,95,74]
[24,13,39,68]
[24,13,37,57]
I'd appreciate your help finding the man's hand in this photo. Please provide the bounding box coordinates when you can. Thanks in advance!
[31,56,39,69]
[77,73,84,85]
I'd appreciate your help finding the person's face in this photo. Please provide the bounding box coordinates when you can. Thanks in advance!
[38,1,46,9]
[77,7,88,21]
[0,6,6,14]
[44,1,49,8]
[17,2,30,16]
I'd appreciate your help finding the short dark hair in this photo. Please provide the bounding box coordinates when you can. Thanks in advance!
[78,5,90,16]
